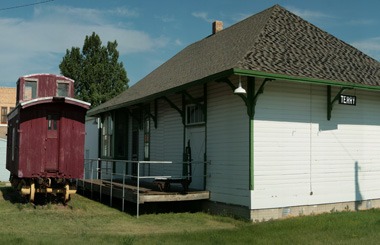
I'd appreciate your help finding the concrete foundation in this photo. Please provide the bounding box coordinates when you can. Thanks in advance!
[203,199,380,222]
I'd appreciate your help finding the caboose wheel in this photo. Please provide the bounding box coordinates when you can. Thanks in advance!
[17,179,26,192]
[18,180,36,203]
[29,182,36,202]
[64,184,70,203]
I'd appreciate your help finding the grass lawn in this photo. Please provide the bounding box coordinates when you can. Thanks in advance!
[1,186,380,244]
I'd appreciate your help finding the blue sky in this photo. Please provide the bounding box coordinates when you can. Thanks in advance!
[0,0,380,87]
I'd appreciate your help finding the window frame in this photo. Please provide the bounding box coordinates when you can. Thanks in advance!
[56,80,70,97]
[143,113,150,161]
[101,113,114,158]
[47,114,59,131]
[185,103,205,126]
[24,79,38,100]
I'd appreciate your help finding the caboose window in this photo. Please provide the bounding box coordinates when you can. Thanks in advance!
[24,81,37,100]
[57,82,69,97]
[47,115,58,130]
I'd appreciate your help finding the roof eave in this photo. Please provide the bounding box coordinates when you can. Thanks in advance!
[87,68,380,117]
[234,68,380,91]
[87,69,236,117]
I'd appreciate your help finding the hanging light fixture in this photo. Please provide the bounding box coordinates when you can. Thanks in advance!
[234,76,246,94]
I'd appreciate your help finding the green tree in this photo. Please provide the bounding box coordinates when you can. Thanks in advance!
[59,32,129,107]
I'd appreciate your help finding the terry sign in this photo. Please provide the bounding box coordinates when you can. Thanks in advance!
[339,94,356,106]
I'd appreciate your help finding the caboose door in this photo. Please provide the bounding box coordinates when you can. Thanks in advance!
[45,113,60,172]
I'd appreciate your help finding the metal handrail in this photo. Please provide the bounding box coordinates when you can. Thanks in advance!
[81,158,211,217]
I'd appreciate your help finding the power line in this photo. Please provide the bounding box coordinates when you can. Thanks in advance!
[0,0,54,11]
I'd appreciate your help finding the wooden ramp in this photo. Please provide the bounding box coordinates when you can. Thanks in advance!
[77,179,210,204]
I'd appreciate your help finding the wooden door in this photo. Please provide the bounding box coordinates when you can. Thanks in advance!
[186,126,205,190]
[45,113,60,172]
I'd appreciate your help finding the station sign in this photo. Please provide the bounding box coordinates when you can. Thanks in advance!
[339,94,356,106]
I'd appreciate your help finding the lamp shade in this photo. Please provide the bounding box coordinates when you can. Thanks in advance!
[234,80,246,94]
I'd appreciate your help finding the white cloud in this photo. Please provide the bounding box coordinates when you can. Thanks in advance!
[351,37,380,61]
[155,15,175,23]
[0,5,169,86]
[284,6,332,21]
[192,11,213,23]
[230,13,251,23]
[348,19,376,26]
[109,7,139,18]
[174,39,183,46]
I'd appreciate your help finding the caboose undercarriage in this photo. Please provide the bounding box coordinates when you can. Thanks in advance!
[10,175,77,203]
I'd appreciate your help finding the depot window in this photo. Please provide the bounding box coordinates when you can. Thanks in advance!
[144,114,150,160]
[186,103,205,125]
[101,113,114,157]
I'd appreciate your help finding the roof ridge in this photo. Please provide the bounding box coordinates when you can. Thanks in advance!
[265,4,379,64]
[239,4,380,84]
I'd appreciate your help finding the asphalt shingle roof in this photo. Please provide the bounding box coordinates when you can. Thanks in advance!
[88,4,380,116]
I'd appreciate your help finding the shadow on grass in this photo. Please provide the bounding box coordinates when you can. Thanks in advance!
[0,186,68,207]
[0,186,25,204]
[77,189,204,217]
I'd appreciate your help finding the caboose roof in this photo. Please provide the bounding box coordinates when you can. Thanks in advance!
[19,97,90,109]
[88,4,380,116]
[20,73,75,83]
[8,97,90,121]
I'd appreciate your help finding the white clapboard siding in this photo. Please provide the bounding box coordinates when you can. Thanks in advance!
[251,81,380,209]
[113,160,128,179]
[162,94,183,161]
[147,94,184,178]
[149,100,164,161]
[207,80,250,206]
[186,84,205,100]
[144,102,163,177]
[252,81,312,208]
[126,115,133,175]
[311,86,380,204]
[84,118,99,179]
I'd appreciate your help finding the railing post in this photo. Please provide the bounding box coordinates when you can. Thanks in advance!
[110,162,113,207]
[122,161,126,212]
[97,158,101,179]
[99,159,102,203]
[90,160,94,199]
[83,159,179,216]
[137,161,140,218]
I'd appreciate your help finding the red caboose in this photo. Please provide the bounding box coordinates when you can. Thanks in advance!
[6,74,90,202]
